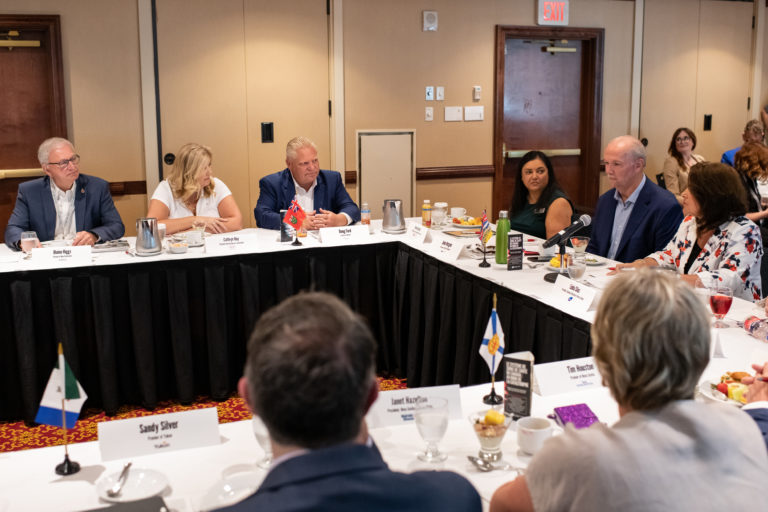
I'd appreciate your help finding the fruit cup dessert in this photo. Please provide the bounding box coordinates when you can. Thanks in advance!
[470,409,512,462]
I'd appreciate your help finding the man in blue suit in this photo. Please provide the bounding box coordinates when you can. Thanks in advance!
[586,136,682,263]
[254,136,360,230]
[744,361,768,452]
[4,137,125,250]
[216,292,481,512]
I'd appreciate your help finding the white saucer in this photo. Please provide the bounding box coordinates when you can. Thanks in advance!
[96,467,169,503]
[198,471,264,511]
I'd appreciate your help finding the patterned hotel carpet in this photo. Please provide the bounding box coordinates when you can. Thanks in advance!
[0,377,407,452]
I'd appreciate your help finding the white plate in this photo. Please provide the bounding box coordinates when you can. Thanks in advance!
[199,471,264,511]
[584,256,605,266]
[450,223,481,230]
[696,381,743,408]
[96,468,169,503]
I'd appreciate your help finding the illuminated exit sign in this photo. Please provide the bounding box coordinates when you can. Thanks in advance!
[538,0,569,26]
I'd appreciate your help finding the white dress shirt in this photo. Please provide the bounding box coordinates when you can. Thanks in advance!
[292,177,351,225]
[50,180,77,240]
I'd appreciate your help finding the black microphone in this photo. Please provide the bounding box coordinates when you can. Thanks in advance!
[542,214,592,249]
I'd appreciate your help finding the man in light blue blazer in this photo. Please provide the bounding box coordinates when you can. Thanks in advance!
[254,136,360,230]
[587,135,682,263]
[216,292,481,512]
[4,137,124,250]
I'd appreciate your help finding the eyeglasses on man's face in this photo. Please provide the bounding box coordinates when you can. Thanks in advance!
[47,155,80,169]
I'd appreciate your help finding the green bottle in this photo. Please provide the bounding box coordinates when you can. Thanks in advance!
[495,210,510,264]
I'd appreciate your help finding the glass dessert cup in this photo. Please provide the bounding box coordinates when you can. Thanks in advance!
[469,409,513,462]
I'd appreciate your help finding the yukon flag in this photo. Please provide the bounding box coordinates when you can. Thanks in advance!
[35,344,87,429]
[479,305,505,375]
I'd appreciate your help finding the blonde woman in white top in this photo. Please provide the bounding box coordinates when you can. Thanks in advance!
[147,143,242,235]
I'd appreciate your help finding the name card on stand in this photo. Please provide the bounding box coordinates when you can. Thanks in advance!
[431,235,465,261]
[319,225,369,245]
[98,407,219,461]
[406,222,431,244]
[535,356,601,396]
[552,274,598,314]
[504,351,534,419]
[30,246,92,267]
[366,384,461,428]
[205,233,258,255]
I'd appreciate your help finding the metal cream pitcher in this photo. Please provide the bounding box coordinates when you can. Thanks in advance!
[135,217,162,255]
[381,199,406,234]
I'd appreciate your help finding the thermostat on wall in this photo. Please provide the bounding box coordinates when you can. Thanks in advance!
[423,11,438,32]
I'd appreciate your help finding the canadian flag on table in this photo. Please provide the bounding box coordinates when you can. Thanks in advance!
[35,343,87,429]
[283,198,306,231]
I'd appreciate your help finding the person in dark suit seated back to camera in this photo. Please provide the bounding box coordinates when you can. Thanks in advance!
[4,137,125,250]
[215,292,481,512]
[586,135,683,263]
[254,136,360,230]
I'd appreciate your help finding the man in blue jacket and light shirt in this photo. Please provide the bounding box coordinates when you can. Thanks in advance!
[254,136,360,230]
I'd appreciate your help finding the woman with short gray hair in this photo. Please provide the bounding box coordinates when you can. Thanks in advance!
[490,270,768,512]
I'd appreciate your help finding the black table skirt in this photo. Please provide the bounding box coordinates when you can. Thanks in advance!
[0,242,591,423]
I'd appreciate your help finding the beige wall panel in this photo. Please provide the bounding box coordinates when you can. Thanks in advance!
[0,0,145,185]
[695,1,752,162]
[114,195,148,237]
[416,179,493,221]
[763,4,768,111]
[343,0,635,212]
[244,0,330,226]
[640,0,700,177]
[155,0,250,222]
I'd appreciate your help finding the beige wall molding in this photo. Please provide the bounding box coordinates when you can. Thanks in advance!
[0,169,43,179]
[345,164,494,185]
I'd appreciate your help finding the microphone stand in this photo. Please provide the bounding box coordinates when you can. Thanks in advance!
[543,239,568,283]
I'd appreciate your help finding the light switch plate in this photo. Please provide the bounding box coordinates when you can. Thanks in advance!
[425,86,434,101]
[473,85,481,101]
[444,106,463,122]
[436,86,444,101]
[425,107,434,121]
[464,105,484,121]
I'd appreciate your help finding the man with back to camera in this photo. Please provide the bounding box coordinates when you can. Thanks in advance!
[721,119,765,167]
[254,136,360,230]
[586,135,683,263]
[215,292,481,512]
[4,137,125,250]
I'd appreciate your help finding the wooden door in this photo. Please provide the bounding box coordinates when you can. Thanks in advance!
[493,26,603,218]
[0,15,66,241]
[155,0,330,227]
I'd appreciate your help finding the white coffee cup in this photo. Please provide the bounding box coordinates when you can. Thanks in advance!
[538,241,557,257]
[515,416,553,455]
[450,207,466,219]
[186,229,204,246]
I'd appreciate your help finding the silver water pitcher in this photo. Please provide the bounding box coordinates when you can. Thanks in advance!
[382,199,406,234]
[135,217,162,255]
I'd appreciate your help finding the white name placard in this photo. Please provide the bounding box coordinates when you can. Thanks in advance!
[319,225,370,245]
[366,384,461,429]
[553,274,598,314]
[534,357,602,396]
[30,246,92,267]
[406,222,432,244]
[98,407,220,461]
[431,235,464,261]
[205,233,258,255]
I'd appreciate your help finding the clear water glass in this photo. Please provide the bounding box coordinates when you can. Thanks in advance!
[415,397,449,462]
[20,231,39,254]
[251,416,273,469]
[567,255,586,281]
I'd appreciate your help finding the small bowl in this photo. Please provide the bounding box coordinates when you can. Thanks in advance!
[169,241,188,254]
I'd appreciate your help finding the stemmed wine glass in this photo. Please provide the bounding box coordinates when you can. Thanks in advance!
[251,415,273,469]
[709,285,733,328]
[414,398,449,462]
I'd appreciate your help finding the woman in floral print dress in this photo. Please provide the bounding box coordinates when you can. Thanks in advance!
[616,162,762,301]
